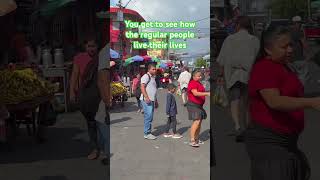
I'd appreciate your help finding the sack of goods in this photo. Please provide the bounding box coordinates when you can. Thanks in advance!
[0,68,56,104]
[111,82,127,96]
[212,85,229,107]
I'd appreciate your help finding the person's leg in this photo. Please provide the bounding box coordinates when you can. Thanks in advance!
[171,116,177,134]
[182,91,187,105]
[164,116,172,134]
[141,101,153,135]
[82,112,100,159]
[190,120,200,141]
[195,120,202,141]
[229,83,241,132]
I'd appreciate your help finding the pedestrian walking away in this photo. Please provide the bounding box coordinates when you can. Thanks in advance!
[163,83,183,139]
[186,70,210,147]
[217,16,260,137]
[140,64,158,140]
[245,25,320,180]
[178,66,191,106]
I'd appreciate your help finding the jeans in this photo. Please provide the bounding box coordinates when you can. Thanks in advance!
[81,112,99,150]
[141,100,154,135]
[96,121,109,155]
[136,97,141,109]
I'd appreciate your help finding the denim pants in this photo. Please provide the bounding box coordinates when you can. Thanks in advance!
[141,100,155,135]
[96,121,109,155]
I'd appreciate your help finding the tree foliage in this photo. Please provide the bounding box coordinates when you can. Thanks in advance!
[195,58,207,68]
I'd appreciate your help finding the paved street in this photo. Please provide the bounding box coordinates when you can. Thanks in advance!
[110,89,210,180]
[0,112,107,180]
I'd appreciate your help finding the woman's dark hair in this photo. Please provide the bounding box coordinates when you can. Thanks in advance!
[255,25,291,63]
[191,69,202,81]
[80,36,98,52]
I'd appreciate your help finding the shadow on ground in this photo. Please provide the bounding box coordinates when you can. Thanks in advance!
[110,101,139,114]
[110,117,131,125]
[0,127,92,164]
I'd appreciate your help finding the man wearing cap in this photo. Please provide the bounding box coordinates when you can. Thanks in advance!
[290,16,309,85]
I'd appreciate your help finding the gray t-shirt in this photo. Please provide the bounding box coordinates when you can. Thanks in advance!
[95,44,109,123]
[140,73,157,101]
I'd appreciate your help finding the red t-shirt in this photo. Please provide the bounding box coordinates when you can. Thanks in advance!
[249,58,304,135]
[187,80,206,105]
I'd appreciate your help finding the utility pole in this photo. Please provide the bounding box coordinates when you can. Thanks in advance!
[117,0,124,74]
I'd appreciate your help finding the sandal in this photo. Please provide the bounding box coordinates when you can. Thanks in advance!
[189,141,199,147]
[197,140,204,145]
[87,150,100,160]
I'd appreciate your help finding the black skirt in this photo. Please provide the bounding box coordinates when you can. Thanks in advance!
[244,123,310,180]
[186,102,207,120]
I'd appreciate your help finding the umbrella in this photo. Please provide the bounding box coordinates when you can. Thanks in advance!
[110,49,120,59]
[143,55,152,61]
[166,62,174,67]
[160,63,168,68]
[131,55,144,62]
[152,57,161,63]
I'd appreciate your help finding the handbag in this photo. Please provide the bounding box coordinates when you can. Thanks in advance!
[212,84,228,107]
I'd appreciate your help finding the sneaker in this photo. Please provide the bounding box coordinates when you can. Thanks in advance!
[172,134,183,139]
[197,139,204,145]
[163,133,173,138]
[144,134,157,140]
[137,109,141,113]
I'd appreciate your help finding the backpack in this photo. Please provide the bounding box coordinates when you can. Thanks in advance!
[78,56,101,114]
[136,73,151,98]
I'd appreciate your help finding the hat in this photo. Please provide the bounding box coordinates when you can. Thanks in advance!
[292,16,302,22]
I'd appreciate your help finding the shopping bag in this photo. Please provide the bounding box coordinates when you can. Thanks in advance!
[212,85,229,107]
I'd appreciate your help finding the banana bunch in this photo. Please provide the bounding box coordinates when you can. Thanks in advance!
[111,82,127,96]
[0,68,55,104]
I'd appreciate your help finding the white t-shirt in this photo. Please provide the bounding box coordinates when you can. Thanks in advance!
[140,73,157,101]
[178,71,191,89]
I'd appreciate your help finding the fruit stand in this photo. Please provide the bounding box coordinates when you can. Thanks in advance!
[0,67,56,147]
[111,81,127,107]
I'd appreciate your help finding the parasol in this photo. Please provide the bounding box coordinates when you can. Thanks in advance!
[110,49,120,59]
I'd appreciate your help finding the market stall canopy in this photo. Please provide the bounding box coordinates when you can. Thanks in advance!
[110,49,120,59]
[203,54,210,60]
[160,63,168,68]
[0,0,17,16]
[40,0,76,16]
[131,55,144,62]
[143,55,152,62]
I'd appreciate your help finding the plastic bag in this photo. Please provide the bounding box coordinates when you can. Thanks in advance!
[212,85,229,107]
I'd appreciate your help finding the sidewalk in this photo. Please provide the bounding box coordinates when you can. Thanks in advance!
[110,89,210,180]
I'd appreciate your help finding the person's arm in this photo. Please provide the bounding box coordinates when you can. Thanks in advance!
[166,94,171,116]
[98,69,110,105]
[259,89,320,111]
[141,80,150,103]
[191,89,210,97]
[69,63,80,100]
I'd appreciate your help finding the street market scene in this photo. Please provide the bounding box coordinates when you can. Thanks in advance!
[212,0,320,180]
[109,0,210,179]
[0,0,109,180]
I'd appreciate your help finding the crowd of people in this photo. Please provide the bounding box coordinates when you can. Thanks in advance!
[216,15,320,180]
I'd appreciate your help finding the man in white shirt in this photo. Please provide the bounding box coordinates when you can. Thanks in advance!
[95,43,113,165]
[140,64,158,140]
[217,16,260,136]
[177,66,191,105]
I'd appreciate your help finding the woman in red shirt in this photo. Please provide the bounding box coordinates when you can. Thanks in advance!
[187,70,210,147]
[246,26,320,180]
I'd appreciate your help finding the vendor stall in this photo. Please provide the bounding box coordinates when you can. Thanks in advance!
[0,67,56,147]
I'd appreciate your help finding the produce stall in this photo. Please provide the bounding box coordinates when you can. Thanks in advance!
[111,81,127,107]
[0,67,56,147]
